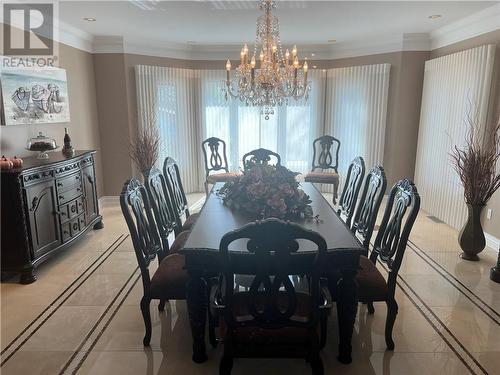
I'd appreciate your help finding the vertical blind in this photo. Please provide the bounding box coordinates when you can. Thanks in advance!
[324,64,390,192]
[136,65,201,192]
[414,45,495,229]
[136,63,391,193]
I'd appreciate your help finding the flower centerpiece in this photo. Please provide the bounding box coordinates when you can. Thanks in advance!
[217,161,313,219]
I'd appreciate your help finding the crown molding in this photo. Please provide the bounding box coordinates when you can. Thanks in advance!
[430,3,500,50]
[7,3,495,59]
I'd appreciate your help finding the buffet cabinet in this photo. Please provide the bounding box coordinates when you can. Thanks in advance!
[1,150,103,284]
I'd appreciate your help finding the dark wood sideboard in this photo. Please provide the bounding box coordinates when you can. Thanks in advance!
[1,150,103,284]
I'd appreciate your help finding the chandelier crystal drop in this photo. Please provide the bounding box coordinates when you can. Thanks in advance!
[223,0,311,119]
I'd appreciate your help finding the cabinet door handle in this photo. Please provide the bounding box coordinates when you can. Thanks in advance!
[59,195,64,200]
[54,210,65,216]
[87,175,93,184]
[77,188,81,192]
[57,182,63,187]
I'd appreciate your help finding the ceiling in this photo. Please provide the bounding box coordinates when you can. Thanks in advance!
[58,1,499,58]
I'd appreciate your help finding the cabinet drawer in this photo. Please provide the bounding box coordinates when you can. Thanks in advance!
[57,185,83,205]
[56,173,81,192]
[58,197,84,223]
[61,215,85,243]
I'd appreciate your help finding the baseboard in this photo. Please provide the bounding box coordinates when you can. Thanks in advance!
[98,196,119,207]
[485,232,500,252]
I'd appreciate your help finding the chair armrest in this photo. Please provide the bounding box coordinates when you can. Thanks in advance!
[319,278,332,311]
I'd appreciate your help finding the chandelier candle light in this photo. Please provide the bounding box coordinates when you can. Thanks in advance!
[224,0,311,119]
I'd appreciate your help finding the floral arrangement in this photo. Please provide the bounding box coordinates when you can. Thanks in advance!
[217,161,313,219]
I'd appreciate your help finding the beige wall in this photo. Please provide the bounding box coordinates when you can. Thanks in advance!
[0,41,104,198]
[93,53,133,196]
[431,29,500,241]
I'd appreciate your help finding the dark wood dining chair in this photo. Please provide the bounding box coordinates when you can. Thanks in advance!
[211,218,332,375]
[120,178,191,346]
[337,156,365,228]
[351,166,387,252]
[163,157,200,234]
[242,148,281,170]
[304,135,341,204]
[356,179,420,350]
[202,137,239,196]
[144,168,191,255]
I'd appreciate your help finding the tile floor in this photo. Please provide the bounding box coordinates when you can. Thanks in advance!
[1,192,499,375]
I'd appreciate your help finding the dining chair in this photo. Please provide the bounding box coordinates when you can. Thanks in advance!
[201,137,239,196]
[304,135,341,204]
[242,148,281,170]
[144,168,191,255]
[120,178,190,346]
[163,157,200,234]
[351,166,387,252]
[337,156,365,228]
[356,179,420,350]
[211,218,332,375]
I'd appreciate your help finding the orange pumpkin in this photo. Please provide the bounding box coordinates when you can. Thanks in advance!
[0,157,14,169]
[11,156,23,168]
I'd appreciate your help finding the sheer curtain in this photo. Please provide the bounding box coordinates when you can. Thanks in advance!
[199,69,325,174]
[136,65,201,193]
[323,63,390,192]
[414,45,495,229]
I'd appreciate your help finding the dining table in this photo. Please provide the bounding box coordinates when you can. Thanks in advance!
[180,182,364,365]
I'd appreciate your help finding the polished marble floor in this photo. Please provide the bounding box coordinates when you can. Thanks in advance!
[1,192,499,374]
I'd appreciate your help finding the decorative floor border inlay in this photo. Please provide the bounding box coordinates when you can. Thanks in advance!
[408,239,500,325]
[0,234,129,366]
[59,269,141,374]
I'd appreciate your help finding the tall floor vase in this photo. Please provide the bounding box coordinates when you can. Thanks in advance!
[458,204,485,261]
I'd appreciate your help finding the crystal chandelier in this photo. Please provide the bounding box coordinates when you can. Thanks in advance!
[224,0,311,119]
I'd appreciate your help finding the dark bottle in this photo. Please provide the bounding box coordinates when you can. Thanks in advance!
[63,127,72,150]
[62,127,74,156]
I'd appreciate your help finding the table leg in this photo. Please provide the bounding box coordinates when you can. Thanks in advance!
[186,272,207,363]
[336,268,358,364]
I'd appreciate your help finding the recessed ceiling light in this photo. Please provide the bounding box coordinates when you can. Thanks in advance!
[313,65,317,69]
[328,39,336,43]
[83,17,96,22]
[428,15,442,20]
[322,69,327,72]
[311,53,315,57]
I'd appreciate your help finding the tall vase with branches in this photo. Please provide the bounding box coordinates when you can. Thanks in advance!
[451,114,500,262]
[130,111,160,178]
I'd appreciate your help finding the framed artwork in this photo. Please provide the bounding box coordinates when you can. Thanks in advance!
[0,68,70,125]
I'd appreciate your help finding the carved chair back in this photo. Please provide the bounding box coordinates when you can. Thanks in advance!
[144,168,178,253]
[242,148,281,170]
[163,157,190,232]
[370,179,420,295]
[202,137,230,176]
[311,135,341,172]
[219,218,327,330]
[351,166,387,251]
[337,157,365,228]
[120,178,164,289]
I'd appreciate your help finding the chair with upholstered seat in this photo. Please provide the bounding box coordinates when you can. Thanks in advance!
[120,178,191,346]
[351,166,387,252]
[337,157,365,228]
[304,136,341,204]
[242,148,281,170]
[145,167,191,255]
[202,137,239,196]
[211,219,332,375]
[353,179,419,350]
[163,157,200,234]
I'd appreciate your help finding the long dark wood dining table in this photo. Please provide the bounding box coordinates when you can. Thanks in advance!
[180,182,364,364]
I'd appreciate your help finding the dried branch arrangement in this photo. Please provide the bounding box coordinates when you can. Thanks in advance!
[451,114,500,206]
[130,112,160,175]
